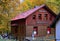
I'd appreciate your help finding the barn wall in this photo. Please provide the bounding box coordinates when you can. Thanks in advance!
[26,8,55,26]
[26,26,33,37]
[18,19,26,41]
[11,6,56,41]
[11,20,19,38]
[26,25,49,37]
[26,7,55,37]
[11,19,26,41]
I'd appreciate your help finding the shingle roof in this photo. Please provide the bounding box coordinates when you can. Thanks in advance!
[11,4,56,21]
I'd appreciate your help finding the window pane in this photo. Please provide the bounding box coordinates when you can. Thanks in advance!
[33,15,36,19]
[33,26,38,35]
[44,14,48,20]
[38,14,42,20]
[50,14,52,20]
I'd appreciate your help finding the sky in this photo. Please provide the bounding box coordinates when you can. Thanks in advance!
[20,0,24,3]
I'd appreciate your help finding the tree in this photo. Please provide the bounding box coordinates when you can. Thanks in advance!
[19,0,46,13]
[0,0,20,33]
[19,0,60,14]
[46,0,60,14]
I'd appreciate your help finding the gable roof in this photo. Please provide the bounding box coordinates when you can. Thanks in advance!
[11,4,56,21]
[50,13,60,28]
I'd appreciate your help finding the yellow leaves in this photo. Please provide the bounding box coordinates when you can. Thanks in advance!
[51,6,58,14]
[19,1,30,12]
[0,25,4,29]
[46,0,55,2]
[0,19,8,32]
[0,6,3,11]
[0,0,21,33]
[30,0,45,6]
[0,14,8,32]
[0,21,7,31]
[20,0,59,15]
[19,0,46,13]
[46,0,59,14]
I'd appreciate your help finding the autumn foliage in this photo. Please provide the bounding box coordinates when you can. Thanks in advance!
[0,0,60,33]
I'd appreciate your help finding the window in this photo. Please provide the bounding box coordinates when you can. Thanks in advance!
[47,27,51,34]
[44,14,48,20]
[50,14,52,20]
[33,26,38,35]
[38,14,42,20]
[33,15,36,19]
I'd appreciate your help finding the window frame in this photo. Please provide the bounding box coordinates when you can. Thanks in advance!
[33,15,36,19]
[44,14,48,20]
[38,14,42,20]
[50,14,52,20]
[33,26,38,35]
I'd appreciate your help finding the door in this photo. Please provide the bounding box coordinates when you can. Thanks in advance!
[33,26,38,36]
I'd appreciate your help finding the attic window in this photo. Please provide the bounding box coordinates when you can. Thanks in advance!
[33,15,36,19]
[38,14,42,20]
[50,14,52,20]
[44,14,48,20]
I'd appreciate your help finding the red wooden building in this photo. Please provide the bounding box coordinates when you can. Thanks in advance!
[11,4,56,41]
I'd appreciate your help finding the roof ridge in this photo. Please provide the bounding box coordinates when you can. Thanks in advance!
[11,4,56,21]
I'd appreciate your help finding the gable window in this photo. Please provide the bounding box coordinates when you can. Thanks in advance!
[44,14,48,20]
[38,14,42,20]
[50,14,52,20]
[33,15,36,19]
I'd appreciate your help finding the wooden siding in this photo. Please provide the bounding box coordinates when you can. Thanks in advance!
[26,8,55,37]
[26,8,55,26]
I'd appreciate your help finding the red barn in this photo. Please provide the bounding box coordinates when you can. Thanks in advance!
[11,4,56,41]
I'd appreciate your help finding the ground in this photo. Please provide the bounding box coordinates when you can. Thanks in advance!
[25,34,55,41]
[0,39,16,41]
[0,34,55,41]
